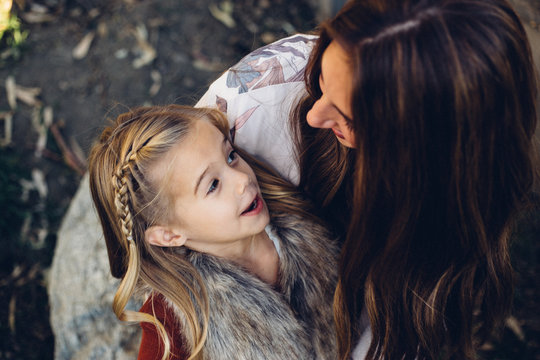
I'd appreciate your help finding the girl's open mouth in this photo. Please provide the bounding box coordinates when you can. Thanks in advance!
[241,195,263,216]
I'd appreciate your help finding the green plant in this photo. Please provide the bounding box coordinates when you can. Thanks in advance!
[0,7,28,62]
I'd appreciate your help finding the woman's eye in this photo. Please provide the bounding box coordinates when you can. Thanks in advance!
[207,179,219,194]
[227,150,237,165]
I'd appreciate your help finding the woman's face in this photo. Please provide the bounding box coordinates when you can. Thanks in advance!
[306,41,356,148]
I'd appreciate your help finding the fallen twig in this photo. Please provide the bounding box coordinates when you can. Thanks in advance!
[50,122,86,175]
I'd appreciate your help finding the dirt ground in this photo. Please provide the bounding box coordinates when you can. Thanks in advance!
[0,0,538,359]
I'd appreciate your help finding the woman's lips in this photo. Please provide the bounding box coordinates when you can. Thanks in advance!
[332,128,345,139]
[241,194,263,216]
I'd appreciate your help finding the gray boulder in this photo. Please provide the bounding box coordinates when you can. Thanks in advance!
[48,174,141,360]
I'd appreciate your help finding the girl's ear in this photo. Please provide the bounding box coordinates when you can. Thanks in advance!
[145,226,186,247]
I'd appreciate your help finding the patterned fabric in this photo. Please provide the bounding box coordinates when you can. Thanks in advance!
[196,34,317,184]
[226,35,314,93]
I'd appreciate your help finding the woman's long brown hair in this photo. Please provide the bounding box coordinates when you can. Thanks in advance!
[293,0,538,359]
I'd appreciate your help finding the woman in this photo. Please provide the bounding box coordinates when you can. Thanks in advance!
[198,0,538,359]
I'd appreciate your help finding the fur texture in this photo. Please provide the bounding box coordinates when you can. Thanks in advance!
[165,212,338,359]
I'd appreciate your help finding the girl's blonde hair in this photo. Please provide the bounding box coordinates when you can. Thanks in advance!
[89,104,312,360]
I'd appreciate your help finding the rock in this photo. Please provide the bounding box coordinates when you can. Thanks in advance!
[48,174,141,360]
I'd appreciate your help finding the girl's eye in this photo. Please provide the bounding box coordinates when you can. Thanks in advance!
[227,150,237,165]
[207,179,219,194]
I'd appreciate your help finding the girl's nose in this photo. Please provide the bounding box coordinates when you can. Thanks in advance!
[235,170,250,195]
[306,97,336,129]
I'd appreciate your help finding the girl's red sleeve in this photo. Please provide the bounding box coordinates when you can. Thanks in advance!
[137,294,190,360]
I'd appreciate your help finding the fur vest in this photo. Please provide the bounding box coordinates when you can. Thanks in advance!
[164,212,338,360]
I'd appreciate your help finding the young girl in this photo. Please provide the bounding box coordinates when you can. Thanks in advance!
[87,105,337,360]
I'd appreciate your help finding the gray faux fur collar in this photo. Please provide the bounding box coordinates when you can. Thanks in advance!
[167,213,338,360]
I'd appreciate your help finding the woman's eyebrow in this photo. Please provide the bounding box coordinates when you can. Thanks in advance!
[333,104,353,124]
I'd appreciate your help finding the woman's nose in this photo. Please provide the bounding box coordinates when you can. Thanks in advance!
[306,98,336,129]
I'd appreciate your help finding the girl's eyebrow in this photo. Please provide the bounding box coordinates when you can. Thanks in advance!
[193,135,228,195]
[194,166,210,195]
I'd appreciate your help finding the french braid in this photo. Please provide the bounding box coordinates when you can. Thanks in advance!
[89,105,223,360]
[110,146,175,359]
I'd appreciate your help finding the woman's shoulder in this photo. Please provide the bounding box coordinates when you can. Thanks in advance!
[225,33,318,94]
[196,33,317,108]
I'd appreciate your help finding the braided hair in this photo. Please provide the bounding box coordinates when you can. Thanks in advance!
[89,105,228,360]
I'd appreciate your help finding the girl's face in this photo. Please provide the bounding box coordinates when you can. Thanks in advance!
[153,120,270,255]
[306,41,356,148]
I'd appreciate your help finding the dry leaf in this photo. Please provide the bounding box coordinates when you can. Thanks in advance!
[19,169,48,231]
[21,11,55,23]
[72,32,95,60]
[209,1,236,28]
[88,8,100,19]
[480,341,494,351]
[0,111,13,147]
[261,32,276,44]
[8,295,16,334]
[149,69,161,97]
[31,168,48,199]
[43,106,53,127]
[33,227,48,249]
[15,84,42,107]
[281,22,296,35]
[132,23,157,68]
[192,58,224,72]
[97,21,108,37]
[30,3,48,13]
[5,76,16,109]
[114,48,128,59]
[33,106,49,157]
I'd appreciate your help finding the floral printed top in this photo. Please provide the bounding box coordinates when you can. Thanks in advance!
[196,34,318,185]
